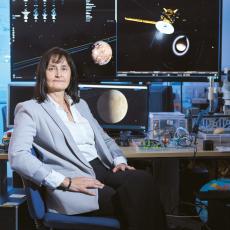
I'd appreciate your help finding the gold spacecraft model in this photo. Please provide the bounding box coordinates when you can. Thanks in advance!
[125,8,179,34]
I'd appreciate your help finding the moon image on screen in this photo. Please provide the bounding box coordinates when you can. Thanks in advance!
[91,40,112,65]
[97,90,128,123]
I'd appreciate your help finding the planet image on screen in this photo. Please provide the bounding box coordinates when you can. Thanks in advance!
[97,90,128,123]
[91,40,112,65]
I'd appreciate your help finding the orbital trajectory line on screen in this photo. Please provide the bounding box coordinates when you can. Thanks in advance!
[13,36,116,71]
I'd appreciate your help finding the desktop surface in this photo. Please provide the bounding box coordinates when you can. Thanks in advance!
[121,139,230,158]
[1,140,230,159]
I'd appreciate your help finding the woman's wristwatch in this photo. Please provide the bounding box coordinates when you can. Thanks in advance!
[59,177,72,191]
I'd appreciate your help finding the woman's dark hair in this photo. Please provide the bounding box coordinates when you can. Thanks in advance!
[34,47,80,104]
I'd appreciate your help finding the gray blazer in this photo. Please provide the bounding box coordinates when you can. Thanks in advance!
[9,98,126,215]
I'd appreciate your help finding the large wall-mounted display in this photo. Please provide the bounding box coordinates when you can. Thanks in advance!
[117,0,222,81]
[11,0,116,82]
[11,0,222,82]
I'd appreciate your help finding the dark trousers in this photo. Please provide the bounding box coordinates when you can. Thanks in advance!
[87,158,166,230]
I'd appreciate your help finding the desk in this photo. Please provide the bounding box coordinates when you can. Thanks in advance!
[121,145,230,158]
[122,144,230,213]
[0,188,34,230]
[1,144,230,209]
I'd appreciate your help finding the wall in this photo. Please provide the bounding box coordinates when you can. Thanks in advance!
[0,0,10,177]
[0,0,10,139]
[222,0,230,69]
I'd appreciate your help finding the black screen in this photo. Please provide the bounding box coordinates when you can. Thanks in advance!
[79,84,149,132]
[117,0,221,81]
[149,85,174,112]
[7,83,35,127]
[11,0,116,82]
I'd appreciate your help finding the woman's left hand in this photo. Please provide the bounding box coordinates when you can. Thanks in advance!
[112,163,135,173]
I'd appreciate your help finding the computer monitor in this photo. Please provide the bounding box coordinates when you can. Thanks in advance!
[117,0,222,82]
[7,82,35,128]
[7,82,149,133]
[79,84,149,135]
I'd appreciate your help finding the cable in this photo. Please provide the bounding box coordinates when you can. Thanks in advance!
[191,143,198,167]
[190,106,215,167]
[180,82,183,113]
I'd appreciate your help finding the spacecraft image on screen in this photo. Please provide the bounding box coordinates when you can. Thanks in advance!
[11,0,116,82]
[79,84,148,131]
[117,0,221,80]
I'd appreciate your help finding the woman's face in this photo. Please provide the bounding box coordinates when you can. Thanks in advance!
[46,55,71,93]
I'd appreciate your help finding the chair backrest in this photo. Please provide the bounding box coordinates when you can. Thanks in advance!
[21,176,46,220]
[21,147,46,220]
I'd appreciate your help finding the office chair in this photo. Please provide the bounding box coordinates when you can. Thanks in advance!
[21,176,120,230]
[20,148,120,230]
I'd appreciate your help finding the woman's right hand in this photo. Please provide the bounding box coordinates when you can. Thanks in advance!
[61,177,104,195]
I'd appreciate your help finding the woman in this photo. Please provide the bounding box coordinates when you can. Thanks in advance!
[9,47,166,230]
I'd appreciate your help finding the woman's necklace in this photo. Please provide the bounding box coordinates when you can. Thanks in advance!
[62,100,70,114]
[62,100,74,122]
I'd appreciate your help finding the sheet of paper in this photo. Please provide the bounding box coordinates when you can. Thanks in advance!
[9,194,26,199]
[216,146,230,152]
